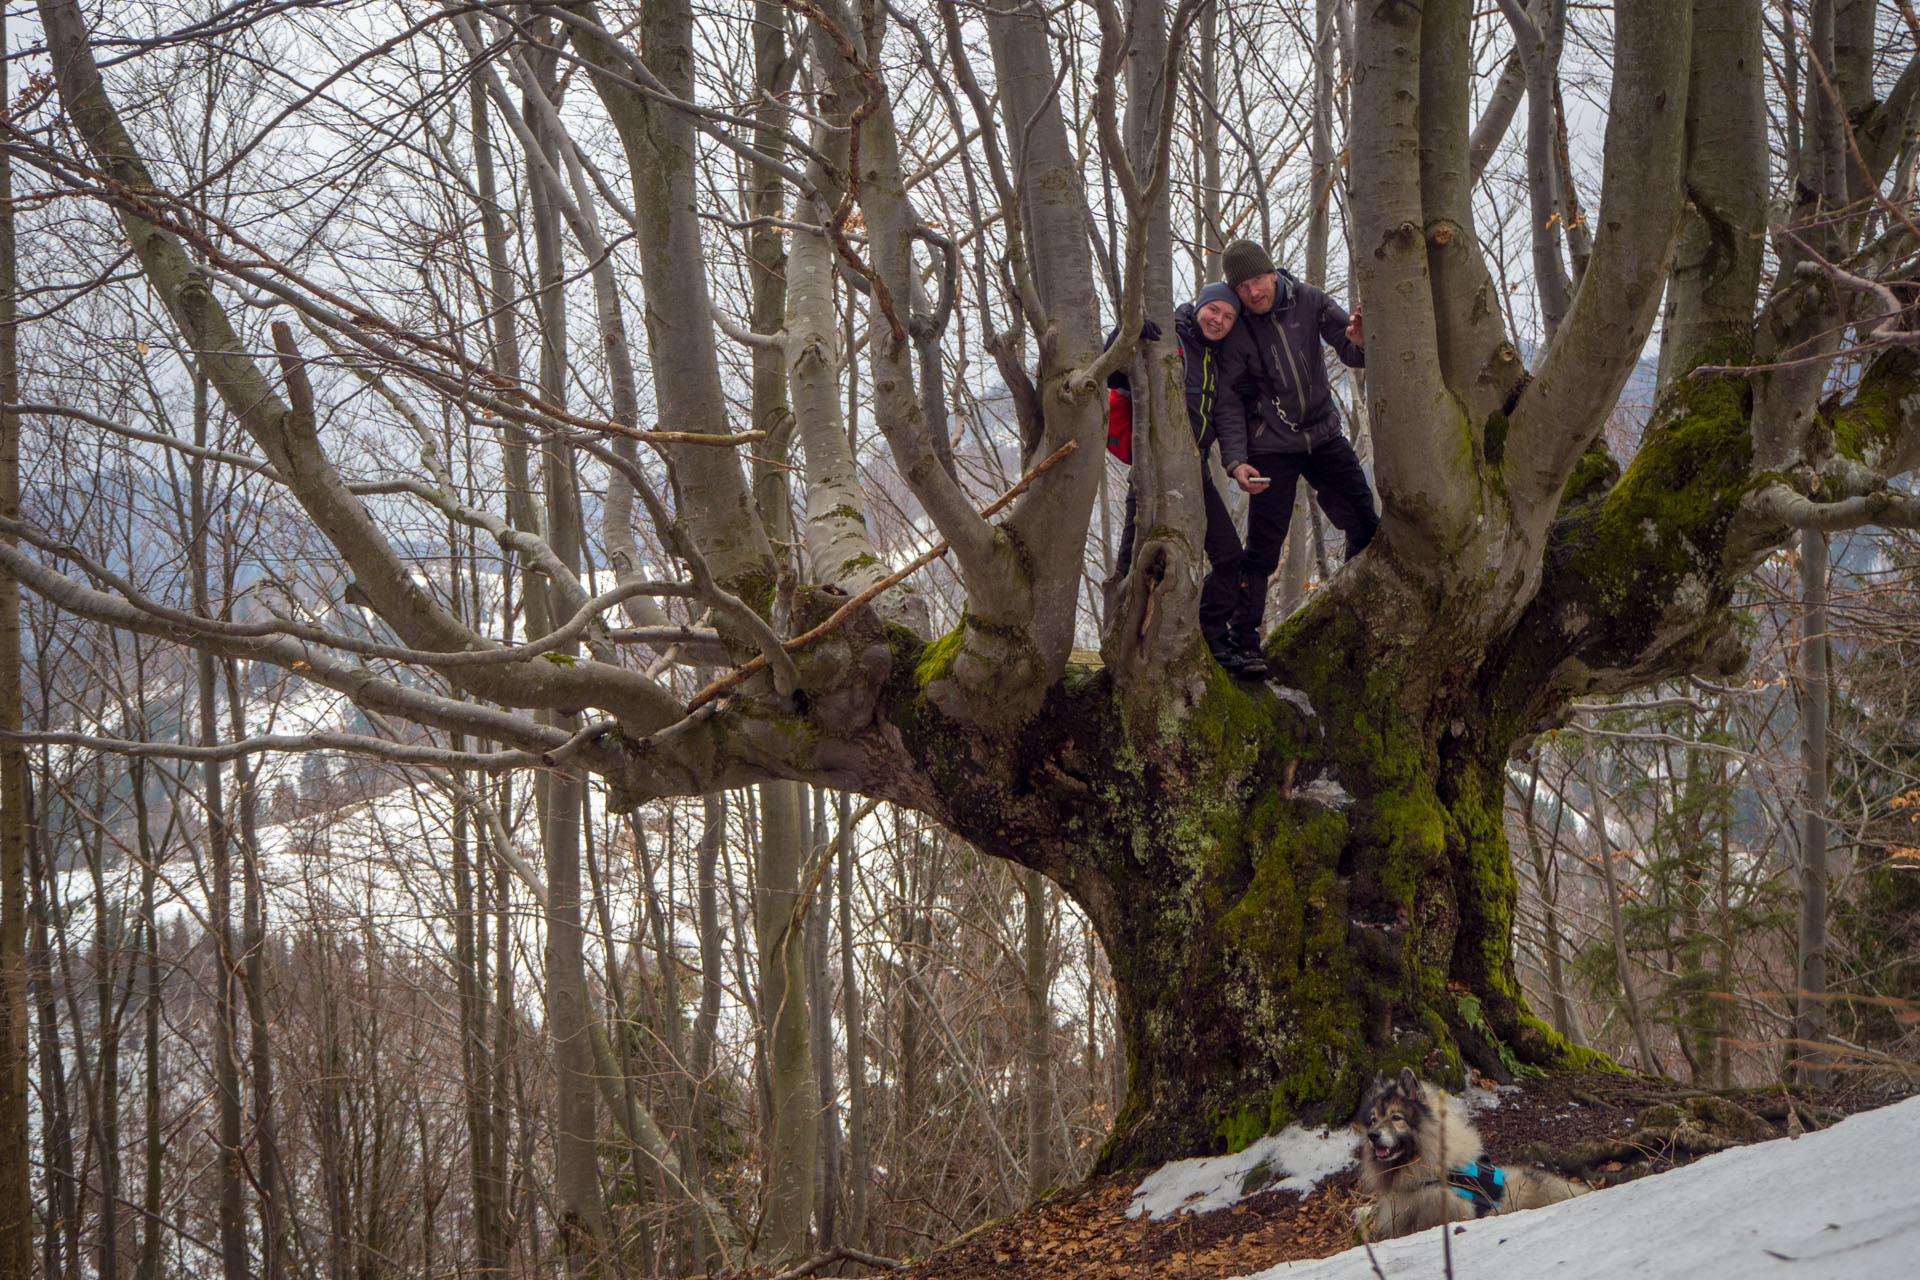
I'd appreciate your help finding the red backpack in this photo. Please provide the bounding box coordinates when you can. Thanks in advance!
[1106,388,1134,463]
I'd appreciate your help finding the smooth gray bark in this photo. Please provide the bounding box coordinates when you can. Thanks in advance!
[1278,485,1314,617]
[1508,0,1692,510]
[568,0,773,596]
[133,760,162,1280]
[1023,868,1054,1195]
[464,82,519,1274]
[975,0,1111,677]
[806,2,1002,611]
[1496,0,1571,340]
[1659,0,1768,394]
[544,769,609,1268]
[807,791,844,1246]
[1353,0,1481,555]
[515,53,609,1260]
[787,34,916,619]
[755,780,816,1262]
[1794,528,1831,1085]
[1102,0,1210,681]
[1195,0,1222,288]
[451,764,506,1277]
[837,790,869,1246]
[1305,0,1338,289]
[1469,51,1529,184]
[183,353,248,1280]
[230,697,288,1280]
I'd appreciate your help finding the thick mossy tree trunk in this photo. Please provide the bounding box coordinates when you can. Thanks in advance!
[894,617,1585,1170]
[880,353,1796,1170]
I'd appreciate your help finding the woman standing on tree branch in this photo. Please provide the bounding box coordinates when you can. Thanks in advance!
[1105,282,1259,674]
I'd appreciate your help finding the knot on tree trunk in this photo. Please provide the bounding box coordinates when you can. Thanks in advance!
[1101,538,1206,686]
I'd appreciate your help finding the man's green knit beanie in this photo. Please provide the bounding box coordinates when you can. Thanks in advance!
[1221,239,1276,288]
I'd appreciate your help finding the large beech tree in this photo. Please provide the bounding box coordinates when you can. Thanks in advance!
[7,0,1920,1184]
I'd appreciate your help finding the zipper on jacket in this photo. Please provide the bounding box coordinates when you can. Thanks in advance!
[1274,308,1307,425]
[1258,307,1310,451]
[1200,348,1216,450]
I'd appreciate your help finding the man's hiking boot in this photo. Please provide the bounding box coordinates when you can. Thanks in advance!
[1215,647,1269,679]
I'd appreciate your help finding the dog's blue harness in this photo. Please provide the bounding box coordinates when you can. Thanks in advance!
[1445,1162,1506,1217]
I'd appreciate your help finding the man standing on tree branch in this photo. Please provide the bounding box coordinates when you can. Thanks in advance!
[1214,239,1378,666]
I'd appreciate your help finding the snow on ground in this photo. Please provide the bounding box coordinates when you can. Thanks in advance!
[1130,1086,1511,1221]
[1231,1092,1920,1280]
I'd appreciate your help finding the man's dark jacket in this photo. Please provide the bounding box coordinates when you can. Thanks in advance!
[1214,270,1364,469]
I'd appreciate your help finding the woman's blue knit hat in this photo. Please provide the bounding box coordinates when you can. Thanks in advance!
[1195,281,1241,312]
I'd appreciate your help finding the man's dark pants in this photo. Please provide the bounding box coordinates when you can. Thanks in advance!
[1116,467,1244,655]
[1231,435,1378,652]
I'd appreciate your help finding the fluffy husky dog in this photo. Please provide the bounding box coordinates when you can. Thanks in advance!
[1356,1068,1586,1240]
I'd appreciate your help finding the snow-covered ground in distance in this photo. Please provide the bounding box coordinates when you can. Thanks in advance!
[1129,1085,1511,1221]
[1232,1092,1920,1280]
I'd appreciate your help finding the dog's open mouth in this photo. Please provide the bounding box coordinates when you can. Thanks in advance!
[1373,1145,1396,1161]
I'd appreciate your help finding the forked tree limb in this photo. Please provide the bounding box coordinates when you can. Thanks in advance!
[686,441,1080,711]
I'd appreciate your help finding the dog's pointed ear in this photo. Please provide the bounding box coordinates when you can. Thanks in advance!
[1399,1066,1419,1095]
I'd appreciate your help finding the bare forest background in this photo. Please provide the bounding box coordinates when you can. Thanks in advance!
[0,1,1916,1278]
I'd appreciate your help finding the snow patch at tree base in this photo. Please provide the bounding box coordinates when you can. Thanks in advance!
[1128,1128,1359,1220]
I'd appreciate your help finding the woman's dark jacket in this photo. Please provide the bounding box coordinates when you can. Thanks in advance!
[1174,300,1230,458]
[1106,303,1231,462]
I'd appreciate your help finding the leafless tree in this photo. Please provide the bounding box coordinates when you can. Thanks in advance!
[5,16,1920,1280]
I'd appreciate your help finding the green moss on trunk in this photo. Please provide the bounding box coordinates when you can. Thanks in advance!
[887,617,1574,1168]
[826,299,1793,1171]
